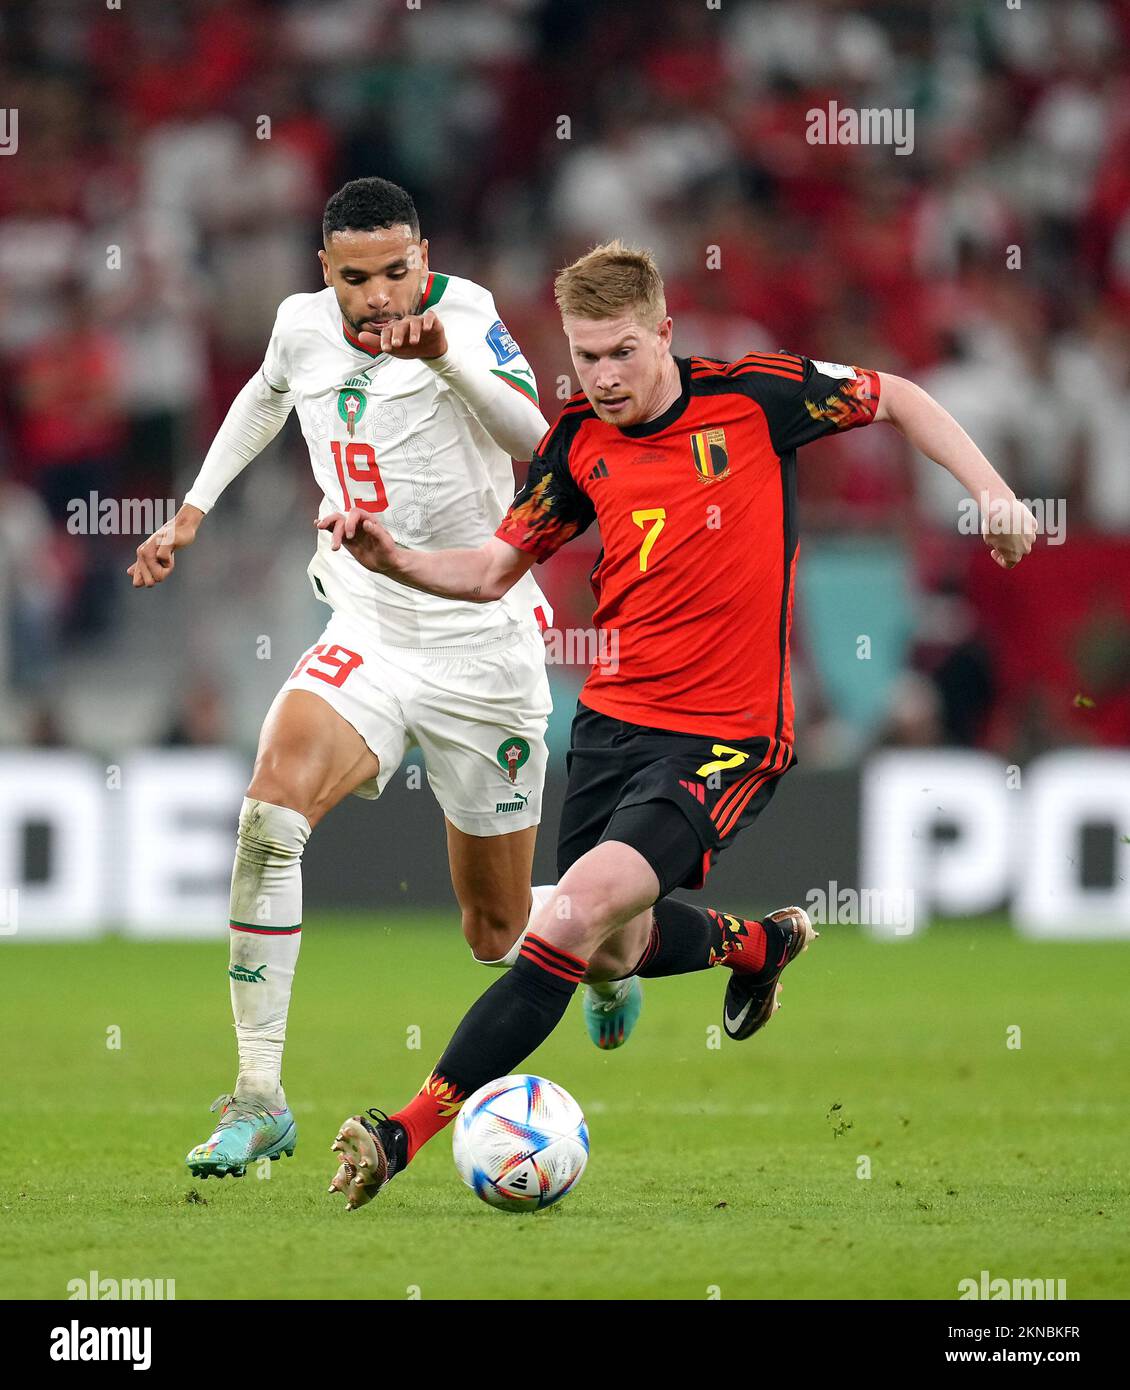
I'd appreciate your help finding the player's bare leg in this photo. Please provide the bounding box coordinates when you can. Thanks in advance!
[453,819,646,1051]
[246,689,382,827]
[187,690,380,1179]
[444,820,541,965]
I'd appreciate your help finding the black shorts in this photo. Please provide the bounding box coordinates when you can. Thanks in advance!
[556,702,796,898]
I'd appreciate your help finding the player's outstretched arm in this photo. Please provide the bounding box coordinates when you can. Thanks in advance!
[875,371,1036,569]
[127,367,294,589]
[317,509,535,602]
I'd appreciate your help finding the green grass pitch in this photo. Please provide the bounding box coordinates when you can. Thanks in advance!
[1,914,1126,1300]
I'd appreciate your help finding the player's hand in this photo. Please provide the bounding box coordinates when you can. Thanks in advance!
[317,508,401,575]
[982,497,1038,570]
[357,310,447,361]
[127,505,203,588]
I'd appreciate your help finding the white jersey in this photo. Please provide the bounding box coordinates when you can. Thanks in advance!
[261,274,550,648]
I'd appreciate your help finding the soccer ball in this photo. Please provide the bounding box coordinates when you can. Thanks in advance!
[453,1074,589,1212]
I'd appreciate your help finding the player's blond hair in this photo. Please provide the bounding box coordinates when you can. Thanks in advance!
[554,240,667,331]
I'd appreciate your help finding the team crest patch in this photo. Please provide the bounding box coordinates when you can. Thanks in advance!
[496,736,531,784]
[690,427,729,483]
[337,388,367,437]
[485,319,520,365]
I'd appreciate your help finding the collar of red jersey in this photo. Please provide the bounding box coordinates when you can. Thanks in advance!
[615,356,693,438]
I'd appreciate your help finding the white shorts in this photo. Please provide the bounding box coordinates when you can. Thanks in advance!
[280,612,551,836]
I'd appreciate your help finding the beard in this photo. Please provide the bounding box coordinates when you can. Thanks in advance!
[345,309,405,335]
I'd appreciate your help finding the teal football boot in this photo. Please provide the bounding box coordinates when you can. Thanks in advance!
[583,976,643,1050]
[185,1093,296,1179]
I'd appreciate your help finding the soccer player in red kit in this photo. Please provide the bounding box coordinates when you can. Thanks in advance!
[317,240,1036,1207]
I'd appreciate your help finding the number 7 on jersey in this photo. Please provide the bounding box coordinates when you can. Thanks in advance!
[632,508,666,572]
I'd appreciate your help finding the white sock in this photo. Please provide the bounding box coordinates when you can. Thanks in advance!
[475,883,556,968]
[227,797,310,1107]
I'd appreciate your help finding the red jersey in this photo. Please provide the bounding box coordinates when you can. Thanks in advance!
[495,352,881,744]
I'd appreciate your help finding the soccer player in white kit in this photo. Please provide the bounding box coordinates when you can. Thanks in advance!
[128,178,557,1178]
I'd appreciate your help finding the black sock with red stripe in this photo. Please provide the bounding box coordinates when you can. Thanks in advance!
[630,899,772,978]
[403,934,587,1155]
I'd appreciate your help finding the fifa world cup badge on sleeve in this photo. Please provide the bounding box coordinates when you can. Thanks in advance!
[486,320,520,365]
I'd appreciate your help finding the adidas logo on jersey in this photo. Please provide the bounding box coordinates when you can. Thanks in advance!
[678,779,706,804]
[587,458,610,483]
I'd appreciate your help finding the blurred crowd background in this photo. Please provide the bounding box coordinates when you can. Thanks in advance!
[2,0,1129,766]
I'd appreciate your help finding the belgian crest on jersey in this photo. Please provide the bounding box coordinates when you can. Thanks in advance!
[496,736,530,784]
[690,427,729,483]
[337,386,368,437]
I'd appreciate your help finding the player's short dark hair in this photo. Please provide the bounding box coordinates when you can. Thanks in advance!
[322,177,419,241]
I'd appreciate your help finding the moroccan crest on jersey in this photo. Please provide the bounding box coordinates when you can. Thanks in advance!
[497,736,531,784]
[690,427,729,483]
[337,387,367,437]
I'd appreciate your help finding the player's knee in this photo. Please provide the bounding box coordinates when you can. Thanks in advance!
[463,906,524,965]
[546,877,619,938]
[236,797,311,867]
[585,919,650,980]
[246,728,329,823]
[245,757,311,820]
